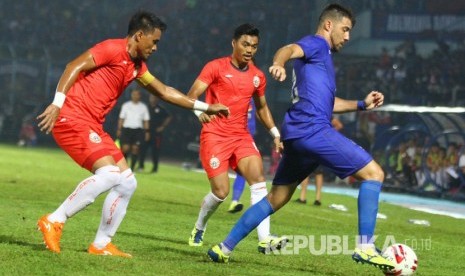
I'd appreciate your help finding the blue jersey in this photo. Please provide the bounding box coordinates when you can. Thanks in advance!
[273,35,372,184]
[281,35,336,140]
[247,100,256,135]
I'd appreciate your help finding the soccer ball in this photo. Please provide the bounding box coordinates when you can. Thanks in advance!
[382,243,418,275]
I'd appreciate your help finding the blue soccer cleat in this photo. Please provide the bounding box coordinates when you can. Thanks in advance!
[207,244,230,263]
[188,227,205,246]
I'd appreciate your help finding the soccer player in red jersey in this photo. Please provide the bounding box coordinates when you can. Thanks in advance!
[187,24,287,253]
[36,11,229,257]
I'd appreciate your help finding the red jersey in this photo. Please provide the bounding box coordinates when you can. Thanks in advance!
[60,39,149,124]
[198,56,266,138]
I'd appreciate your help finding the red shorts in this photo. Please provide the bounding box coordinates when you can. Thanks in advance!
[200,134,260,178]
[52,117,123,171]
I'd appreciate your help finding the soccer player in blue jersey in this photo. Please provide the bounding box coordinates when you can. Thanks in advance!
[207,3,395,272]
[227,100,256,213]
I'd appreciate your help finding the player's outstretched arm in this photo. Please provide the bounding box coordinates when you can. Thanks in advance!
[37,51,97,134]
[269,44,304,82]
[141,74,229,117]
[333,91,385,113]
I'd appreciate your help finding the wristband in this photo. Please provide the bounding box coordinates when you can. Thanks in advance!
[193,110,203,118]
[193,100,209,112]
[357,100,367,111]
[52,92,66,108]
[269,126,280,138]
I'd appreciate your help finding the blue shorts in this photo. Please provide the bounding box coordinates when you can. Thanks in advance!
[273,126,372,185]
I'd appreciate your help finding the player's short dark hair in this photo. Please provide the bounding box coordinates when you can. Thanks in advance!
[233,23,259,40]
[319,3,356,27]
[128,11,167,36]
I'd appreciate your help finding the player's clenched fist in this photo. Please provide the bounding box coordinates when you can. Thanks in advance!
[364,91,384,110]
[269,64,287,82]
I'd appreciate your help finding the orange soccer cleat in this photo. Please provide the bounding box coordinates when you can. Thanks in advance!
[88,243,132,258]
[37,214,64,253]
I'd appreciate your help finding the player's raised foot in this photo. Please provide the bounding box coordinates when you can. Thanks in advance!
[88,243,132,258]
[37,214,64,253]
[258,235,289,254]
[207,244,230,263]
[228,201,244,213]
[352,247,394,271]
[188,227,205,246]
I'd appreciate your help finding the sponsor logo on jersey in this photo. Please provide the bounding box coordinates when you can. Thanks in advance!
[209,156,220,169]
[253,76,260,88]
[225,74,233,78]
[89,130,102,143]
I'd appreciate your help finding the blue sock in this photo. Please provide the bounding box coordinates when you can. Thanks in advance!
[358,180,382,244]
[222,197,274,251]
[232,175,246,202]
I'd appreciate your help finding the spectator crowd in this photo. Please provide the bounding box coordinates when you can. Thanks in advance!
[1,0,465,198]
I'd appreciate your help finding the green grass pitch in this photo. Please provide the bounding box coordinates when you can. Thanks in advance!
[1,144,464,275]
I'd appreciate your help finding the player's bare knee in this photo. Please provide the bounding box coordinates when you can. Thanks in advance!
[210,180,229,200]
[268,199,285,211]
[212,189,228,200]
[370,162,385,182]
[375,168,385,182]
[267,193,290,211]
[357,161,384,182]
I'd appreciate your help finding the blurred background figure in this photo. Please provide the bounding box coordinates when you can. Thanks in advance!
[17,116,37,147]
[138,95,172,173]
[117,89,150,171]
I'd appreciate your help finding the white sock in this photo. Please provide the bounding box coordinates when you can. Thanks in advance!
[194,192,223,231]
[48,165,121,223]
[93,169,137,248]
[357,243,376,251]
[250,182,270,241]
[220,242,231,255]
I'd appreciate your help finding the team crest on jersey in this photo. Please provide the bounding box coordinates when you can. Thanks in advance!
[89,130,102,144]
[253,76,260,88]
[209,156,220,169]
